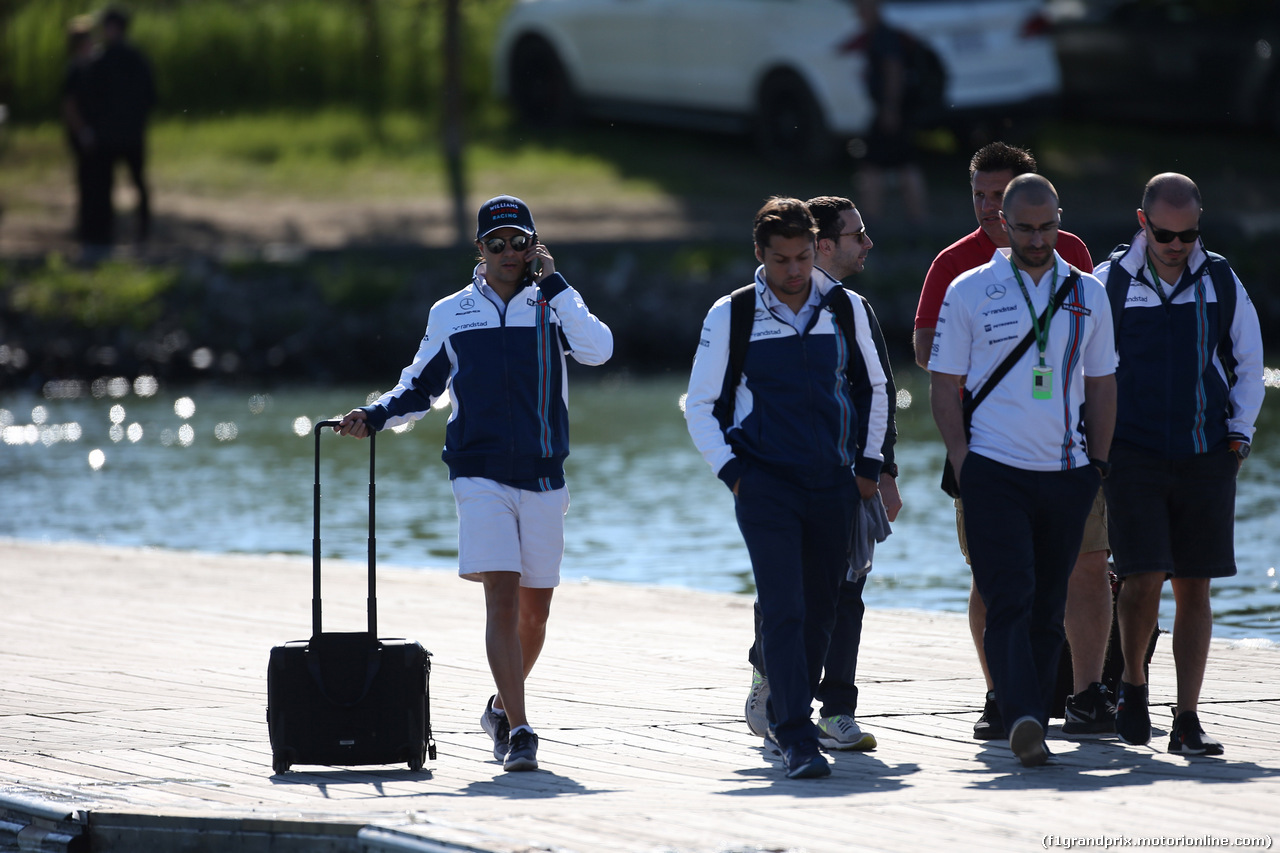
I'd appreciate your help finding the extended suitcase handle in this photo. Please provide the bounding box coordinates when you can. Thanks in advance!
[313,420,376,639]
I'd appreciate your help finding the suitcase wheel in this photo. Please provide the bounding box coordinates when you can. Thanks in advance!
[272,751,292,774]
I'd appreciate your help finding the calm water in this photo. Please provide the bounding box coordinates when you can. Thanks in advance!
[3,370,1279,642]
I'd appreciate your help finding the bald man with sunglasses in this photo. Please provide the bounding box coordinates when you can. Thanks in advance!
[1093,173,1264,756]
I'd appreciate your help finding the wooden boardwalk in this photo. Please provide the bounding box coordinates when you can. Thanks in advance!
[2,539,1278,852]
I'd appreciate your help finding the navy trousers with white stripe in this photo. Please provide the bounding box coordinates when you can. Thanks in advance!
[961,453,1100,731]
[735,464,858,749]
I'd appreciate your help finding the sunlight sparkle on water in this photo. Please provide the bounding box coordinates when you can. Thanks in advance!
[88,449,105,470]
[292,416,312,436]
[214,422,239,441]
[174,397,196,419]
[133,376,159,397]
[127,423,143,443]
[31,406,47,425]
[109,405,126,424]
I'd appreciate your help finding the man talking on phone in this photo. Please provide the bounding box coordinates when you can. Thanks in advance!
[335,195,613,772]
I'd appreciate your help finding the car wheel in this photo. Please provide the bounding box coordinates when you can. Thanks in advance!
[508,36,578,128]
[754,71,835,167]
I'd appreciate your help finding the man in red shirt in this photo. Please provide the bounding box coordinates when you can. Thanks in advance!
[914,142,1114,741]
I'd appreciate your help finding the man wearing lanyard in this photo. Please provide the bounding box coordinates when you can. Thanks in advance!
[929,174,1116,767]
[914,142,1113,741]
[1093,173,1263,755]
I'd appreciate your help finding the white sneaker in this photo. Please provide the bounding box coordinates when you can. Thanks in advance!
[817,714,877,751]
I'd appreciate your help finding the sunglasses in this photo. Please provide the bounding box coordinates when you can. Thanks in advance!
[482,234,534,254]
[1143,216,1199,244]
[836,228,867,244]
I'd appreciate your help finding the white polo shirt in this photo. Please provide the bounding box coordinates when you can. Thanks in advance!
[928,249,1117,471]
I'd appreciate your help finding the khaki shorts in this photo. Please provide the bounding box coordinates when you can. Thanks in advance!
[956,485,1107,565]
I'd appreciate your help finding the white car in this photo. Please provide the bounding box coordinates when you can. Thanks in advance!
[493,0,1062,162]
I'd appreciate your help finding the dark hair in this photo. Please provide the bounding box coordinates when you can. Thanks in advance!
[753,197,816,248]
[101,5,131,31]
[1142,172,1201,211]
[805,196,856,243]
[969,142,1037,181]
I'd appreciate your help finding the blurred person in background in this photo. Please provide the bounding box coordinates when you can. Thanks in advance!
[843,0,929,225]
[81,5,156,246]
[62,14,96,242]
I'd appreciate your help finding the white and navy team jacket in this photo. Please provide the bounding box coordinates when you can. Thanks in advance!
[361,266,613,491]
[1095,234,1263,457]
[685,267,889,491]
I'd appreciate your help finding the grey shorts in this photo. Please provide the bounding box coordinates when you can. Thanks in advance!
[1103,444,1238,580]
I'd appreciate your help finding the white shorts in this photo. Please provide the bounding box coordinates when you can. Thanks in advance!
[451,477,569,588]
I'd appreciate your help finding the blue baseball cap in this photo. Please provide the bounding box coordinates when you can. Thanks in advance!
[476,195,536,240]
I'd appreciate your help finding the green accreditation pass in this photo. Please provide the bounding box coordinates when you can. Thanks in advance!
[1010,259,1057,401]
[1032,364,1053,399]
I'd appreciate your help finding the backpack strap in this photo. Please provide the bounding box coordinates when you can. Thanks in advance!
[712,285,758,430]
[1204,251,1238,385]
[1105,243,1132,345]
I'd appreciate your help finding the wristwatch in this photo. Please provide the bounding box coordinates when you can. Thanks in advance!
[1229,440,1251,462]
[1089,457,1111,479]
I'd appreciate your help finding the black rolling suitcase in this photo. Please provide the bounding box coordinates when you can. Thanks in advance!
[267,420,436,774]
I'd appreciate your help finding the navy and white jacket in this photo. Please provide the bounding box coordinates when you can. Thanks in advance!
[361,265,613,491]
[685,267,889,490]
[1095,233,1263,457]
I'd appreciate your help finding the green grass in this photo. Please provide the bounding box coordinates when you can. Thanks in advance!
[2,253,179,327]
[0,107,829,205]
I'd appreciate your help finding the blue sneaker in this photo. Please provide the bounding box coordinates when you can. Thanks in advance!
[783,739,830,779]
[480,695,510,760]
[503,728,539,772]
[1115,681,1151,746]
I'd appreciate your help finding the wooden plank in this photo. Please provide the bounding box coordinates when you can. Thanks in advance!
[2,540,1279,853]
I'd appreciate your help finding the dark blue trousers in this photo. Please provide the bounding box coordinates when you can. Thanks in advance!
[749,574,866,719]
[960,453,1099,731]
[735,465,857,748]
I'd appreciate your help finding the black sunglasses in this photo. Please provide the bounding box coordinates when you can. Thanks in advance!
[1144,215,1199,244]
[482,233,534,254]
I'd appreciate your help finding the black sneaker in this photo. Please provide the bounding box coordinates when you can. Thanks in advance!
[1115,681,1151,745]
[1062,682,1117,734]
[974,690,1006,740]
[1009,716,1049,767]
[783,738,831,779]
[503,728,539,772]
[1168,710,1224,756]
[480,695,510,760]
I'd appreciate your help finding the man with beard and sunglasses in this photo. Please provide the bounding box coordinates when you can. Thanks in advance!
[929,174,1116,767]
[1093,173,1263,756]
[335,195,614,772]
